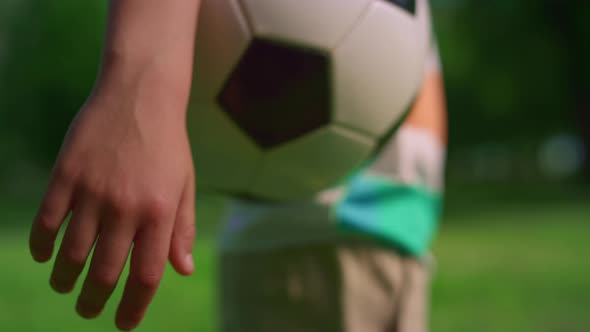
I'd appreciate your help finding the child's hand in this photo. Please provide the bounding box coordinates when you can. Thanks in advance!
[28,0,201,328]
[29,92,196,330]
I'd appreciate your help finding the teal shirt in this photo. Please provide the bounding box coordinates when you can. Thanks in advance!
[219,171,443,257]
[335,173,442,256]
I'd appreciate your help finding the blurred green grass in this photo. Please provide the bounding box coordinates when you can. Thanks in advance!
[0,194,588,331]
[431,199,590,332]
[0,229,217,332]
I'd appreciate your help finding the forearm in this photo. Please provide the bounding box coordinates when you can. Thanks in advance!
[92,0,202,118]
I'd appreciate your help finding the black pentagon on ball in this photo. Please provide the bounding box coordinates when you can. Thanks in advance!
[384,0,416,15]
[217,38,331,150]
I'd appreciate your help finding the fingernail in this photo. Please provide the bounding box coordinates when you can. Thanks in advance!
[185,254,194,273]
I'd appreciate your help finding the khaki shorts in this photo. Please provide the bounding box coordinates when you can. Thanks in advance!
[219,242,431,332]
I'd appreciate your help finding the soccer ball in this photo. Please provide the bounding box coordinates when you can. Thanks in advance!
[188,0,432,200]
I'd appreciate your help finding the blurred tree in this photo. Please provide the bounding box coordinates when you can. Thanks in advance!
[1,0,587,185]
[0,0,106,167]
[436,1,572,143]
[433,0,588,179]
[542,0,590,178]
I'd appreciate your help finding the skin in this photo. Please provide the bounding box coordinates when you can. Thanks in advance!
[29,0,202,330]
[405,69,448,145]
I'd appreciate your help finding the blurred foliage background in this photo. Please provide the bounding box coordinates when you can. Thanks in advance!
[0,0,589,331]
[1,0,589,195]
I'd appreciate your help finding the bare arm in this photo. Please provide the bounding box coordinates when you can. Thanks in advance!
[29,1,201,330]
[405,64,447,145]
[94,0,201,120]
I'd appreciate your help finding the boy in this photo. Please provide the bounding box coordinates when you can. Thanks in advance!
[29,0,446,331]
[219,42,446,332]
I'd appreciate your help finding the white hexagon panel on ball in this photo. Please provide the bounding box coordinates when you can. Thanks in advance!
[239,0,372,51]
[333,0,432,138]
[191,0,252,102]
[249,125,375,200]
[187,101,262,194]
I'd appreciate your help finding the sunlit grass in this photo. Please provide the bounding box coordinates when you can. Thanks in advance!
[432,200,590,332]
[1,194,588,331]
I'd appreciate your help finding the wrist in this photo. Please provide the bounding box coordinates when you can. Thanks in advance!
[89,50,192,123]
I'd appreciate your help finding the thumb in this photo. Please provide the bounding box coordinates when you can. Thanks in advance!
[169,173,196,276]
